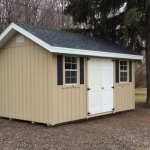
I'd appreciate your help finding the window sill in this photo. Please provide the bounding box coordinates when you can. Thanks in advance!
[62,85,81,89]
[118,82,130,86]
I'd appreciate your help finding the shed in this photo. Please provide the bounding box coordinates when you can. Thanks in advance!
[0,23,143,125]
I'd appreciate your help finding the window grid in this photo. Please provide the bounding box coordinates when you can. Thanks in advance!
[120,61,128,82]
[65,57,77,84]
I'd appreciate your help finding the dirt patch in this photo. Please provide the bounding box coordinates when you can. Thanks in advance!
[0,104,150,150]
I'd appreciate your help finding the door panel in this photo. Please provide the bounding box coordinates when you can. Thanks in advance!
[88,58,102,115]
[102,59,114,112]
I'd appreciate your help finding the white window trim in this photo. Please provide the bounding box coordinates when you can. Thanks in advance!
[119,60,129,83]
[63,56,79,85]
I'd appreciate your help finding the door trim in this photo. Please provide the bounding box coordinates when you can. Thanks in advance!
[87,57,114,116]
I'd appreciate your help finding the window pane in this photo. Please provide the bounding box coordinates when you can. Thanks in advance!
[72,64,77,69]
[65,63,71,69]
[124,72,127,76]
[120,61,124,65]
[65,78,70,84]
[124,66,127,70]
[120,77,124,82]
[120,72,124,77]
[124,77,127,81]
[71,77,77,83]
[71,71,77,77]
[65,71,70,77]
[72,57,77,63]
[65,57,71,63]
[120,66,124,70]
[124,61,127,65]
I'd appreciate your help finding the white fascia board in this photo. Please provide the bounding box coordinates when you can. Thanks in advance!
[52,46,143,60]
[0,23,13,40]
[0,23,53,52]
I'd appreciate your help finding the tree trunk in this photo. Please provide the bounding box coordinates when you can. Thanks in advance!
[146,13,150,107]
[62,0,64,29]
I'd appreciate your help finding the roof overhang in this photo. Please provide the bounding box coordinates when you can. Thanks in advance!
[0,23,143,60]
[52,46,143,60]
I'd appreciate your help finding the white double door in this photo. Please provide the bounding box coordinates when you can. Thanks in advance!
[88,58,114,115]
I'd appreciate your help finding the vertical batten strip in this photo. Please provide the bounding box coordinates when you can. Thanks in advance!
[26,46,31,120]
[5,48,9,117]
[8,48,12,118]
[49,52,53,125]
[2,49,4,116]
[62,89,68,122]
[67,88,72,121]
[38,46,43,122]
[30,45,35,121]
[76,88,80,119]
[34,44,38,122]
[12,47,15,118]
[71,88,75,120]
[79,86,83,119]
[43,49,48,123]
[15,46,19,118]
[22,46,24,119]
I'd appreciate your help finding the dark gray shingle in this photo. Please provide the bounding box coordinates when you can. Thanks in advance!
[15,22,140,56]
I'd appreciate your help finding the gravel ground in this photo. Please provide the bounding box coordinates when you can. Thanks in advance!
[0,104,150,150]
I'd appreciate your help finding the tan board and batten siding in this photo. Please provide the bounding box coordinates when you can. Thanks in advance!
[114,61,135,112]
[0,32,53,125]
[0,32,135,125]
[52,54,87,124]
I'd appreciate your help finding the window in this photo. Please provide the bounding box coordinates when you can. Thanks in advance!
[16,36,24,43]
[65,57,77,84]
[120,61,128,82]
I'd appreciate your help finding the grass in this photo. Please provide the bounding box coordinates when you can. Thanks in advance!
[135,93,146,104]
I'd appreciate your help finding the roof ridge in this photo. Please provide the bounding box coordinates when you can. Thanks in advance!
[13,22,59,31]
[13,22,90,37]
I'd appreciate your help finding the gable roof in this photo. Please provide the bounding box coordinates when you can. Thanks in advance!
[0,22,143,60]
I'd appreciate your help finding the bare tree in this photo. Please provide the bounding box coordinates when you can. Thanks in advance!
[0,0,73,33]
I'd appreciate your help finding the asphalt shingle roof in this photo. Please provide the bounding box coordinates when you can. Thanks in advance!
[15,22,140,56]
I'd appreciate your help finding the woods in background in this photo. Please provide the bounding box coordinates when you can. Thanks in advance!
[0,0,73,33]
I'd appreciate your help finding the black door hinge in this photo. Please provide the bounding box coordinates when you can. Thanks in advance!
[87,88,91,91]
[87,57,90,61]
[88,112,91,115]
[112,86,114,89]
[112,108,115,111]
[111,59,114,62]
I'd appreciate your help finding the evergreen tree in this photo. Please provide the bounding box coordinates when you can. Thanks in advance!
[64,0,150,106]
